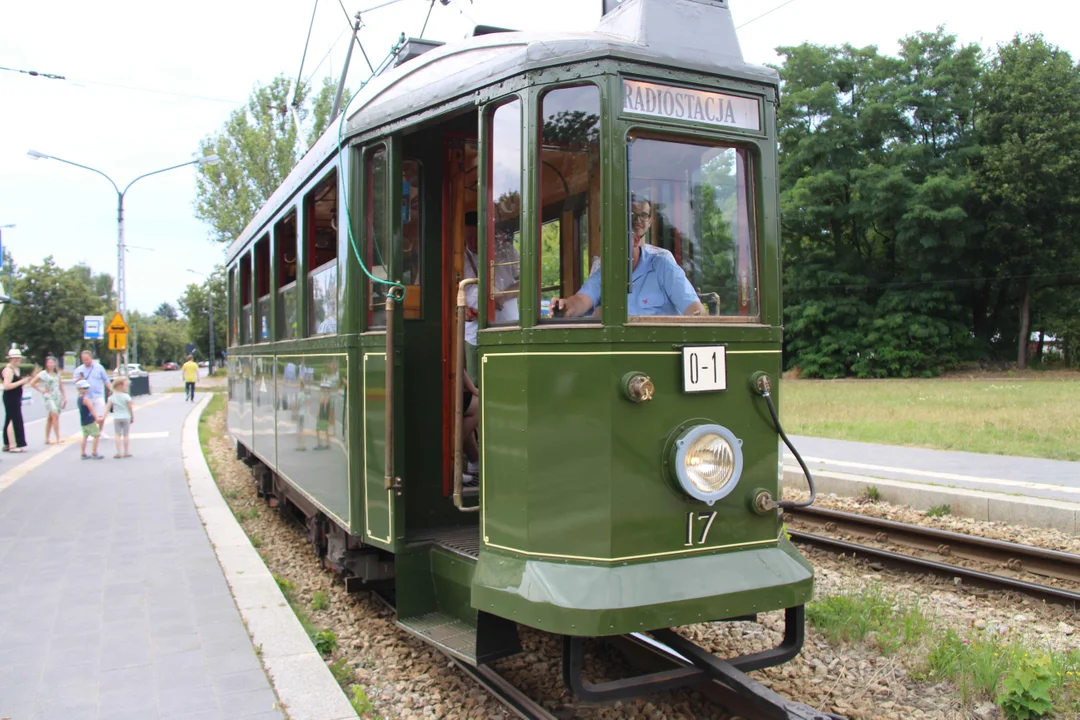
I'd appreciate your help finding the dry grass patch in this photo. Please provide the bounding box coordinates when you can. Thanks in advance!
[782,378,1080,460]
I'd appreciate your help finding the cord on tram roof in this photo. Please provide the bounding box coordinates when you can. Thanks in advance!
[735,0,800,29]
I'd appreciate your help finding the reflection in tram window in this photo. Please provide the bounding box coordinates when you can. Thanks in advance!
[538,85,601,322]
[276,210,299,339]
[228,266,238,346]
[627,137,759,320]
[307,171,339,336]
[401,160,423,320]
[487,100,522,327]
[240,252,253,343]
[254,234,270,342]
[366,148,388,329]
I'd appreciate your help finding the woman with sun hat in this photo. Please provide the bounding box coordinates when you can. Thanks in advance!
[2,344,37,452]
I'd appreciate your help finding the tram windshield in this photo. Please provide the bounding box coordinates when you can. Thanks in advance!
[625,137,759,320]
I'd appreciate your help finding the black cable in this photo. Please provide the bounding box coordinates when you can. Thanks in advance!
[757,382,815,510]
[293,0,321,107]
[735,0,799,29]
[337,0,375,73]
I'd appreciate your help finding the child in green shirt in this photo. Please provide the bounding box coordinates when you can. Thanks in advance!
[104,376,134,458]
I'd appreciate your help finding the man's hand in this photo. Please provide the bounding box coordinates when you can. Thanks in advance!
[465,307,478,321]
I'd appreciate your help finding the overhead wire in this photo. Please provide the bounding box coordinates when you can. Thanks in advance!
[3,64,244,104]
[735,0,800,29]
[419,0,436,39]
[0,65,65,80]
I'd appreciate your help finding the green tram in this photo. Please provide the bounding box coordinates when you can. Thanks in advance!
[226,0,826,713]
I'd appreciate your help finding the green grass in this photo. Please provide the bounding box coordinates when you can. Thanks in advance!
[926,504,952,518]
[310,590,329,611]
[808,584,1080,714]
[783,377,1080,460]
[807,585,930,654]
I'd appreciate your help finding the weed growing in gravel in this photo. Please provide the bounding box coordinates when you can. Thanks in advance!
[311,590,329,611]
[234,506,260,523]
[998,652,1054,719]
[250,532,264,548]
[926,504,952,517]
[329,657,352,685]
[926,628,1014,703]
[274,574,296,597]
[349,685,375,715]
[860,485,881,502]
[313,629,338,656]
[807,584,929,653]
[222,488,240,501]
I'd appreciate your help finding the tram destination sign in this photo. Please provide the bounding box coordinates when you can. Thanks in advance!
[622,80,760,131]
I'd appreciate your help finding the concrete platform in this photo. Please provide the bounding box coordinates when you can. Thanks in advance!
[0,391,285,720]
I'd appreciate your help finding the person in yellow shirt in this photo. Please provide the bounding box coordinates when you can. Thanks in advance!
[182,355,199,402]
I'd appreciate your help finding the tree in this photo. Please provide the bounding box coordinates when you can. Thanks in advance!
[975,35,1080,369]
[177,266,227,364]
[194,75,347,244]
[4,258,100,364]
[153,302,179,322]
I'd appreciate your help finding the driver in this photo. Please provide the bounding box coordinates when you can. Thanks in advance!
[551,197,705,318]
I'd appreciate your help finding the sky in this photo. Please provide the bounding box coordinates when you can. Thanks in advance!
[2,0,1078,315]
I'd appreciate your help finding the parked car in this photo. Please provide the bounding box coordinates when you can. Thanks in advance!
[125,364,148,377]
[197,361,209,368]
[162,361,179,371]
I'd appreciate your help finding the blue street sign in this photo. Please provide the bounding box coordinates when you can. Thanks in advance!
[84,315,105,340]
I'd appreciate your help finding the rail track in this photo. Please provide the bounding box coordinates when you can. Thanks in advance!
[787,506,1080,607]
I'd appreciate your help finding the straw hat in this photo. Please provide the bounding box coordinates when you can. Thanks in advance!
[7,344,23,360]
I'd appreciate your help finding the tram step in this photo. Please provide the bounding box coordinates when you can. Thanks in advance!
[397,612,478,664]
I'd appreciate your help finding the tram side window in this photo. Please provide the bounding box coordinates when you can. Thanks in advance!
[627,137,759,320]
[239,253,253,344]
[276,210,299,339]
[487,100,522,327]
[254,235,270,342]
[306,170,338,336]
[228,267,237,346]
[366,147,389,329]
[538,85,601,322]
[401,160,422,320]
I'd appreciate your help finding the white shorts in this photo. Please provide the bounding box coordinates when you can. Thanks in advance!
[92,397,106,416]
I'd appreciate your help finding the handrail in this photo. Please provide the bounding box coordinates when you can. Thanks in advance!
[454,278,480,512]
[383,291,403,493]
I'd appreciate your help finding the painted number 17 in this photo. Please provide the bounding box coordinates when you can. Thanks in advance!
[684,511,718,546]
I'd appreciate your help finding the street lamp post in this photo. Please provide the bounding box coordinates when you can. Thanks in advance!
[187,269,215,374]
[26,150,220,374]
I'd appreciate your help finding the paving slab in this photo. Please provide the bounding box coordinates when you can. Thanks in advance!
[0,391,284,720]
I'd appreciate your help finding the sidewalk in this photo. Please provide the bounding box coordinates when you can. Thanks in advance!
[0,391,283,720]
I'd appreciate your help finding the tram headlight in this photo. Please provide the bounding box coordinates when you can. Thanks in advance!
[670,424,743,505]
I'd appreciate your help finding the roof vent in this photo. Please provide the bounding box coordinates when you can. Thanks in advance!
[392,38,445,69]
[472,24,518,36]
[597,0,741,66]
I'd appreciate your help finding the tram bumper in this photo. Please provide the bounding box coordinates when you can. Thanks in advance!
[471,535,812,637]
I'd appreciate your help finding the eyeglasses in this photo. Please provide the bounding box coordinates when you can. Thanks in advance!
[631,211,652,220]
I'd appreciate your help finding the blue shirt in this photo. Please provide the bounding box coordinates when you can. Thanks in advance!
[73,362,110,400]
[578,245,700,316]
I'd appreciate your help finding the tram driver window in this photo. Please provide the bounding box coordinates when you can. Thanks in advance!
[239,253,252,344]
[626,137,759,321]
[254,234,270,342]
[401,160,422,320]
[306,170,338,336]
[276,210,298,340]
[537,85,601,322]
[228,267,237,346]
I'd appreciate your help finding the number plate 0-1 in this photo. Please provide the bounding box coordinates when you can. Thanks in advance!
[682,346,727,393]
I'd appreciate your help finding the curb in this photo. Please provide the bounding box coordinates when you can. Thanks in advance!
[182,394,358,720]
[783,467,1080,536]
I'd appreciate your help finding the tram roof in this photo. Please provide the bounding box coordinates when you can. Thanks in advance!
[227,0,773,263]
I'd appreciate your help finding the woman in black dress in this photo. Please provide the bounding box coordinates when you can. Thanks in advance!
[3,345,36,453]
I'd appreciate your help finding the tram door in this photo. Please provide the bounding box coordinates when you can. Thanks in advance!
[361,136,406,551]
[441,137,478,495]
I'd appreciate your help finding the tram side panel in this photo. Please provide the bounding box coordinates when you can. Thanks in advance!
[227,354,253,452]
[252,356,276,468]
[274,352,352,529]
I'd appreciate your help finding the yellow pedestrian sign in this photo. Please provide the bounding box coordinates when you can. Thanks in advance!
[109,333,127,351]
[107,312,130,334]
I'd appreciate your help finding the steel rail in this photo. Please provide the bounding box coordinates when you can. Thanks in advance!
[787,506,1080,584]
[452,660,561,720]
[789,530,1080,608]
